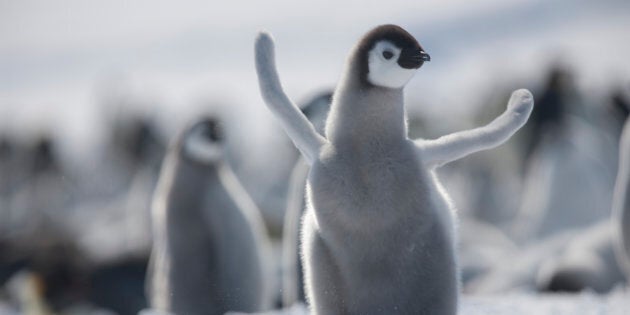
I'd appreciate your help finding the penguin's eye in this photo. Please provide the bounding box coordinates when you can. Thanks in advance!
[382,50,394,60]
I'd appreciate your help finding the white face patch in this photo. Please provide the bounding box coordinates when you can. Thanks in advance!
[183,126,223,163]
[367,41,417,89]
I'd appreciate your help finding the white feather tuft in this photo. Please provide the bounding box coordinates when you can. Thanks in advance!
[367,41,417,89]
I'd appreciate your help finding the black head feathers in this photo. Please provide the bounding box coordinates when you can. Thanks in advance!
[353,25,429,87]
[193,117,224,143]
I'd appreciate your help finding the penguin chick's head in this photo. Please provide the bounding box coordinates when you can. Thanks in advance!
[182,118,224,164]
[355,24,430,89]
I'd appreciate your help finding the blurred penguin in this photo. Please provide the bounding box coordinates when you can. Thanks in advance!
[281,91,331,307]
[606,87,630,141]
[512,67,617,242]
[473,119,629,293]
[0,136,77,304]
[0,136,19,233]
[614,117,630,282]
[146,117,271,315]
[536,117,630,293]
[536,221,625,293]
[8,135,77,242]
[72,116,165,264]
[465,231,574,293]
[523,67,571,159]
[110,116,165,173]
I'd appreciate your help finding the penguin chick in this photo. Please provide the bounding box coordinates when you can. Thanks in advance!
[146,118,271,315]
[614,117,630,281]
[255,25,533,315]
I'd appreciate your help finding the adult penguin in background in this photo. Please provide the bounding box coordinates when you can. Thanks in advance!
[534,115,630,292]
[146,118,271,315]
[614,117,630,281]
[534,130,630,293]
[282,91,332,307]
[255,24,533,314]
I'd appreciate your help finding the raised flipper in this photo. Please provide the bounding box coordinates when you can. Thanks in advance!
[415,89,534,168]
[255,32,328,165]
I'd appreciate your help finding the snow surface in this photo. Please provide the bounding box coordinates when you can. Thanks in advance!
[224,289,630,315]
[460,289,630,315]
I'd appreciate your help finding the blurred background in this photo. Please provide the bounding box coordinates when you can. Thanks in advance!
[1,0,630,314]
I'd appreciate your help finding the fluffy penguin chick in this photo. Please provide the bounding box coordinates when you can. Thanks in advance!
[614,117,630,281]
[255,24,533,315]
[146,118,270,315]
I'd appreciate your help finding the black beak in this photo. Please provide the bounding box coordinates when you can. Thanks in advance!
[420,51,431,62]
[398,48,430,69]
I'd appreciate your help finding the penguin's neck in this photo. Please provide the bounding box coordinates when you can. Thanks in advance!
[326,72,408,151]
[171,153,221,195]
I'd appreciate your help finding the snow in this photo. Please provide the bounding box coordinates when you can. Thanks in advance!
[215,289,630,315]
[461,289,630,315]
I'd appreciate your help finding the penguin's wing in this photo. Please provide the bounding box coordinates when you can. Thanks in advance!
[255,32,328,165]
[415,89,533,168]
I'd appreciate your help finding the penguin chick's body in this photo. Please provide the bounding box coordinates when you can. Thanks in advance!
[255,25,533,315]
[146,118,269,315]
[614,117,630,281]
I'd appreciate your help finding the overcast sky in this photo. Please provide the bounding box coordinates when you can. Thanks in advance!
[1,0,629,154]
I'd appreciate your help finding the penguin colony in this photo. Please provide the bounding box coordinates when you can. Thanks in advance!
[255,24,533,314]
[146,118,270,315]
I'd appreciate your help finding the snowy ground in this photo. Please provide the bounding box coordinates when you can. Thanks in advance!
[225,289,630,315]
[461,290,629,315]
[3,289,628,314]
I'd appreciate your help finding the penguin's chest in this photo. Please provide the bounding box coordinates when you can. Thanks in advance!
[308,144,434,231]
